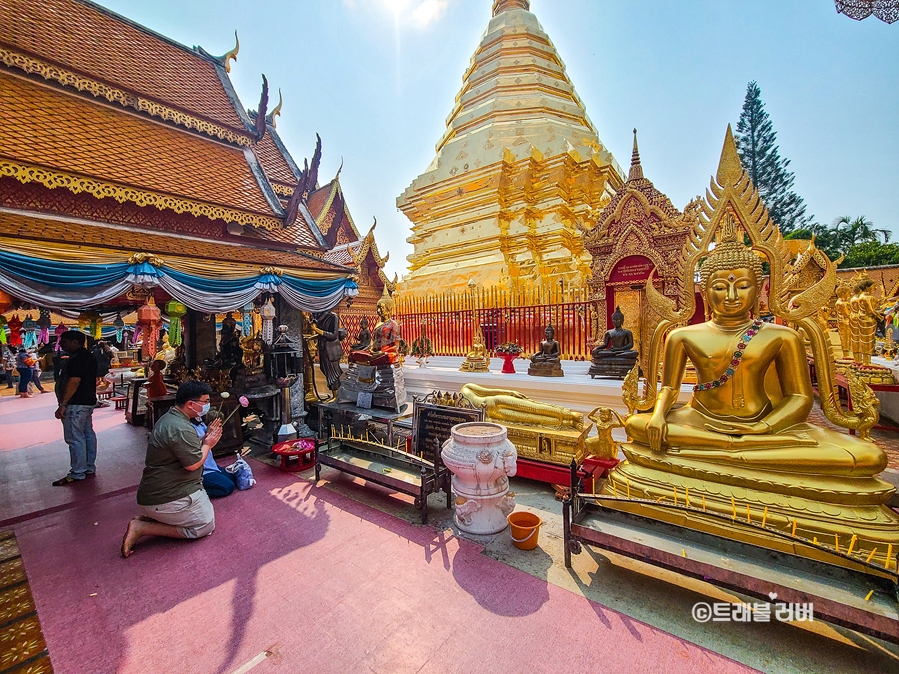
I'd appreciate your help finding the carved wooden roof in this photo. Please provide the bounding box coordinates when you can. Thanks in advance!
[0,0,252,141]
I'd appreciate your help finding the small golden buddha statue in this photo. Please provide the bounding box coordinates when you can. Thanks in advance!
[460,332,490,372]
[528,325,563,377]
[605,128,899,570]
[460,383,583,429]
[350,288,401,366]
[849,284,862,360]
[834,282,852,359]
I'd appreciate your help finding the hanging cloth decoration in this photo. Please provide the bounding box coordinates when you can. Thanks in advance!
[0,316,6,345]
[54,323,67,350]
[37,309,51,346]
[113,312,125,343]
[242,303,254,337]
[22,316,38,349]
[6,314,22,346]
[260,297,276,345]
[79,310,102,340]
[165,300,187,346]
[137,297,161,360]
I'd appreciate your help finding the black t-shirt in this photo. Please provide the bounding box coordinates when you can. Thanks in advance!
[59,347,98,406]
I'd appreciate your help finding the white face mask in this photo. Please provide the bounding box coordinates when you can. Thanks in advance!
[193,401,211,417]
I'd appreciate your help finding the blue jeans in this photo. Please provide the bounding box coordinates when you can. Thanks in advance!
[203,468,237,498]
[62,405,97,479]
[16,367,31,393]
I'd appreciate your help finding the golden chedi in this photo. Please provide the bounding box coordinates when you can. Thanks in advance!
[607,127,899,573]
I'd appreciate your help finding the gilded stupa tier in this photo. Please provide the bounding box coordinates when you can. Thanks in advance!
[397,0,624,294]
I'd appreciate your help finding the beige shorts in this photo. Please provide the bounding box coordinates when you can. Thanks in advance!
[138,489,215,539]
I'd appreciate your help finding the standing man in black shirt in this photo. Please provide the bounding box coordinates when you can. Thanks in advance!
[52,330,98,485]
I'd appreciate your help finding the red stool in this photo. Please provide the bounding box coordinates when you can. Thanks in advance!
[112,396,128,410]
[272,439,316,472]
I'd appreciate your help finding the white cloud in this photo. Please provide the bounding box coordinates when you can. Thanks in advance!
[411,0,448,27]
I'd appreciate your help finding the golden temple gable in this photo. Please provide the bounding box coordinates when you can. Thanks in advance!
[397,0,624,295]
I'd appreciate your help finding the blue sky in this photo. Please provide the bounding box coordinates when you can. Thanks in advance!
[102,0,898,280]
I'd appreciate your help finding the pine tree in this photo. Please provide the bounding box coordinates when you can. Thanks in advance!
[734,81,808,233]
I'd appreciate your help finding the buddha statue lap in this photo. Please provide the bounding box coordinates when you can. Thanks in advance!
[528,325,563,377]
[602,131,899,571]
[589,306,639,379]
[460,333,490,372]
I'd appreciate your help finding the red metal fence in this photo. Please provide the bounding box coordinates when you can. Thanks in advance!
[395,283,594,360]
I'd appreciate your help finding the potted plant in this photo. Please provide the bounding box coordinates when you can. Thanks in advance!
[495,342,523,373]
[410,334,434,368]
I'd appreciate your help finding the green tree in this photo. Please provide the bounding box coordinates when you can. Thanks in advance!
[735,81,808,234]
[842,242,899,268]
[831,215,890,249]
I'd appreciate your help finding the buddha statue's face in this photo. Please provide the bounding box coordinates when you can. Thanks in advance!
[837,287,850,300]
[612,316,623,329]
[706,267,757,320]
[377,300,392,322]
[545,327,554,341]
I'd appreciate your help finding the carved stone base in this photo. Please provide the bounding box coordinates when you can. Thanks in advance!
[338,361,408,412]
[528,361,564,377]
[588,353,639,379]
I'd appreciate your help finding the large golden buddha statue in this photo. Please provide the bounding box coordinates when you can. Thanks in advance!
[606,128,899,572]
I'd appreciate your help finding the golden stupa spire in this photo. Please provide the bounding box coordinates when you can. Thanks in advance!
[628,128,644,181]
[492,0,530,16]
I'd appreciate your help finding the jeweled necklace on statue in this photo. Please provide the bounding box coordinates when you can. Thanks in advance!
[694,318,763,392]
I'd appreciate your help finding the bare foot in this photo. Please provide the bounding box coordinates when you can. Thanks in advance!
[121,517,142,558]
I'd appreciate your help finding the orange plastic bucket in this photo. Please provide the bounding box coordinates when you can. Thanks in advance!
[508,511,541,550]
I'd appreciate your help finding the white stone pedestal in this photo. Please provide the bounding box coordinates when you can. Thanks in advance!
[441,422,517,534]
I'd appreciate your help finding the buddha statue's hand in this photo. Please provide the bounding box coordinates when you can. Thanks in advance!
[645,413,668,452]
[703,420,768,436]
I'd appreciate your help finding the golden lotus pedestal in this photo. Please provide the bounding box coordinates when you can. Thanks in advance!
[600,433,899,580]
[503,422,589,467]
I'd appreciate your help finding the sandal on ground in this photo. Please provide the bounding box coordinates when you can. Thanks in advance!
[51,475,82,486]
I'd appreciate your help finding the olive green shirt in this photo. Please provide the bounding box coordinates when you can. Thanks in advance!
[136,407,204,506]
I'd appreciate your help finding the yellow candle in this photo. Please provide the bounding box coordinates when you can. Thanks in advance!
[746,505,751,524]
[702,494,706,512]
[761,507,768,528]
[865,590,875,602]
[887,544,894,569]
[813,537,818,545]
[791,520,797,537]
[656,496,666,503]
[847,535,857,555]
[674,486,678,506]
[685,487,690,508]
[612,478,618,499]
[834,534,840,552]
[682,549,686,558]
[866,547,878,563]
[626,478,631,500]
[731,497,736,521]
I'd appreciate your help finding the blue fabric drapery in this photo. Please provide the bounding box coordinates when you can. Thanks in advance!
[0,248,357,313]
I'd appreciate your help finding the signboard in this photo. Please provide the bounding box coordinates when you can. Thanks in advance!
[411,396,485,461]
[356,392,372,409]
[608,255,655,284]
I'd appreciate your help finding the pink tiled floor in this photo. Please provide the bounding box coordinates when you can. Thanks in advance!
[0,385,148,526]
[13,465,759,674]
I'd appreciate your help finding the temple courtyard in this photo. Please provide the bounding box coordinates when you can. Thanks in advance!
[1,386,898,674]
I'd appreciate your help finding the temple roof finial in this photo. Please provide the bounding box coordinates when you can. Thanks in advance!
[492,0,530,17]
[628,128,643,181]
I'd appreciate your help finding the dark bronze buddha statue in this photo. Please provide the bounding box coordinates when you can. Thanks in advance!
[589,306,639,379]
[528,325,563,377]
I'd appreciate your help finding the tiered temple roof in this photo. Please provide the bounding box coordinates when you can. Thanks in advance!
[0,0,388,279]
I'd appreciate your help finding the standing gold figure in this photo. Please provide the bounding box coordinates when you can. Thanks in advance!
[585,407,624,460]
[849,284,862,360]
[833,282,852,359]
[854,279,883,365]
